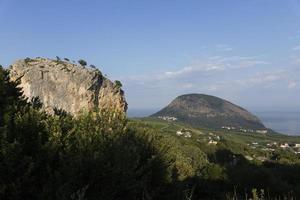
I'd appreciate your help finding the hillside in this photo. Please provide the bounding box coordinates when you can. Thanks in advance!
[151,94,265,130]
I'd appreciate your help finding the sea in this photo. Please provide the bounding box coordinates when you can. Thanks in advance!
[254,111,300,136]
[128,109,300,136]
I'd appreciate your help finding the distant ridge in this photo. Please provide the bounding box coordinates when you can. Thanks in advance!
[151,94,265,130]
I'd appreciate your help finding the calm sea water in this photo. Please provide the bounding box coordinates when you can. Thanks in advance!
[128,109,300,136]
[255,111,300,136]
[127,109,157,118]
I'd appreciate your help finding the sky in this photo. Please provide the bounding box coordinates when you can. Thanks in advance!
[1,0,300,112]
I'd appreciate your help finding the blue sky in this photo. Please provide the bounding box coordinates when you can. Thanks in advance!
[1,0,300,112]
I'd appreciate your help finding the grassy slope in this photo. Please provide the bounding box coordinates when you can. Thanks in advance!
[130,117,300,160]
[131,117,300,143]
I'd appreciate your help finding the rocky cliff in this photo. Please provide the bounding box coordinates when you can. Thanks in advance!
[151,94,265,129]
[9,57,127,115]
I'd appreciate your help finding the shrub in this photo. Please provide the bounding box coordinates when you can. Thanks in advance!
[115,80,122,88]
[24,57,32,64]
[53,107,69,118]
[90,64,96,69]
[78,59,87,66]
[30,97,43,110]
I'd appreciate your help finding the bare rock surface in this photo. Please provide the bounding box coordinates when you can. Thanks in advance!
[9,58,127,115]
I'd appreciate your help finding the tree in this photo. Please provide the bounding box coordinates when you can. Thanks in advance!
[24,57,32,64]
[0,66,28,127]
[115,80,122,88]
[30,97,43,110]
[90,64,96,69]
[78,59,87,66]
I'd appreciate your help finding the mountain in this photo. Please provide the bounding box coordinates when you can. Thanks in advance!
[9,57,127,115]
[151,94,265,129]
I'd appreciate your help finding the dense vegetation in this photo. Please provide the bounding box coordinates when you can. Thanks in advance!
[1,66,300,199]
[131,118,300,199]
[0,66,173,200]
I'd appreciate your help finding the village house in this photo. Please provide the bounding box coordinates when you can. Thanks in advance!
[208,140,218,145]
[294,144,300,148]
[221,126,236,130]
[280,143,290,148]
[256,130,268,134]
[176,129,192,138]
[158,116,178,121]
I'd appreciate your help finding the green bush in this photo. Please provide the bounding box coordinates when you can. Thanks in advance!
[78,59,87,66]
[24,57,32,64]
[0,72,174,199]
[115,80,122,88]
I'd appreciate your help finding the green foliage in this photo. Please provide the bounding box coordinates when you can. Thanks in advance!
[271,149,299,164]
[24,57,32,64]
[53,107,68,117]
[115,80,122,88]
[130,118,300,199]
[78,59,87,66]
[89,64,96,69]
[30,96,43,110]
[0,67,28,128]
[0,74,173,199]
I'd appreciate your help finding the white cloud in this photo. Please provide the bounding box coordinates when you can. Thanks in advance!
[119,44,300,109]
[216,44,233,52]
[179,83,195,89]
[293,45,300,50]
[164,66,194,78]
[120,53,300,93]
[232,70,300,91]
[154,56,269,80]
[121,55,271,89]
[288,81,297,89]
[121,55,300,109]
[247,73,284,84]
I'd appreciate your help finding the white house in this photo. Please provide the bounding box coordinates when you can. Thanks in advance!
[280,143,290,148]
[176,131,183,136]
[256,130,268,134]
[208,140,218,145]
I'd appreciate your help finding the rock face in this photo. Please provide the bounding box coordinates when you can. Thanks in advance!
[151,94,265,129]
[9,58,127,115]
